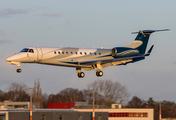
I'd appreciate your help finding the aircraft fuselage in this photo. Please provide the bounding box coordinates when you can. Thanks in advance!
[7,47,113,68]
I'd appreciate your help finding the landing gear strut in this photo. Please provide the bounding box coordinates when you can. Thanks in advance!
[96,71,103,77]
[76,68,85,78]
[16,63,22,73]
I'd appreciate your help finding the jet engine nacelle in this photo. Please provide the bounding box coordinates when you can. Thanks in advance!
[111,47,139,58]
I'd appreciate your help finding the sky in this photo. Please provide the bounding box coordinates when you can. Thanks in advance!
[0,0,176,103]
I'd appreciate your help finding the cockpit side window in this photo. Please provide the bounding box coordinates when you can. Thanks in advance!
[20,48,29,52]
[29,49,34,53]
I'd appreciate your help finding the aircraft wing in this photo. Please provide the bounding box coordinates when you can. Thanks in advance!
[80,55,144,65]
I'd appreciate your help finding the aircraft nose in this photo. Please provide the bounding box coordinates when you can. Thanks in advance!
[6,54,19,62]
[6,56,13,62]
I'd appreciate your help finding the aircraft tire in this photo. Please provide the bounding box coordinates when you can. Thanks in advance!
[99,71,103,76]
[16,69,22,73]
[96,72,99,76]
[78,72,85,78]
[96,71,103,77]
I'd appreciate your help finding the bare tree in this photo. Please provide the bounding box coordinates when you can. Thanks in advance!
[0,90,5,102]
[147,97,155,108]
[32,79,43,108]
[86,79,129,106]
[161,101,176,119]
[60,88,84,102]
[48,94,61,103]
[127,96,146,108]
[48,88,85,103]
[42,92,49,108]
[5,82,29,101]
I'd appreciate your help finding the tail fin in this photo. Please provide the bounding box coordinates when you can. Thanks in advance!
[126,29,169,54]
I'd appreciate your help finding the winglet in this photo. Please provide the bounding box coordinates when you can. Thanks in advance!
[145,45,154,56]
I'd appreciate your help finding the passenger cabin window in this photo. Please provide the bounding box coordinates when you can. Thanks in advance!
[54,51,56,54]
[90,52,92,55]
[80,52,82,55]
[58,51,60,54]
[94,53,96,55]
[71,52,73,54]
[99,53,101,55]
[85,52,87,55]
[66,52,68,54]
[75,52,77,55]
[29,49,34,53]
[62,52,64,54]
[20,48,29,52]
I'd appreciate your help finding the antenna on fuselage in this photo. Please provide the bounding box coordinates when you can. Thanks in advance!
[60,45,62,48]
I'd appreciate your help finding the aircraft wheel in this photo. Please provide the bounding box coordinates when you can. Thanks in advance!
[99,71,103,76]
[96,71,103,77]
[96,72,99,76]
[16,69,22,73]
[78,72,85,78]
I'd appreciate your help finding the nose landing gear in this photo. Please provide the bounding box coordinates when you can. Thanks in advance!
[16,63,22,73]
[16,69,22,73]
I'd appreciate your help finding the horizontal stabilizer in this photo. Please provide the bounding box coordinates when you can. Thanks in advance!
[145,45,154,56]
[132,29,170,34]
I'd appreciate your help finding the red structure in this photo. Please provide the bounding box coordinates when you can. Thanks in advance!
[48,103,75,109]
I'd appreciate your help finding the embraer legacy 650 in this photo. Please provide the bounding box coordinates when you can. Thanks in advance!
[6,29,169,78]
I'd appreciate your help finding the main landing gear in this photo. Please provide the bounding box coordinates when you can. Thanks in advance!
[76,68,85,78]
[76,68,103,78]
[96,71,103,77]
[78,72,85,78]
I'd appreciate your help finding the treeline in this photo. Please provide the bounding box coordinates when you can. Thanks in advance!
[0,79,129,108]
[0,79,176,120]
[127,96,176,120]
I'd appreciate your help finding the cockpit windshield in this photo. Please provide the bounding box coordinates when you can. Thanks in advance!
[20,48,29,52]
[20,48,34,53]
[29,49,34,53]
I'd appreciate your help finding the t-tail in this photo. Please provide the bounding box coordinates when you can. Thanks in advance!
[126,29,170,54]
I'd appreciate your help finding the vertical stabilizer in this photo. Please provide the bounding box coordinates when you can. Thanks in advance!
[133,30,151,54]
[126,29,169,54]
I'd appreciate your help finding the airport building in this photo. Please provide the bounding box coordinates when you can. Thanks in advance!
[0,100,40,109]
[0,101,154,120]
[74,108,153,120]
[0,108,108,120]
[47,102,154,120]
